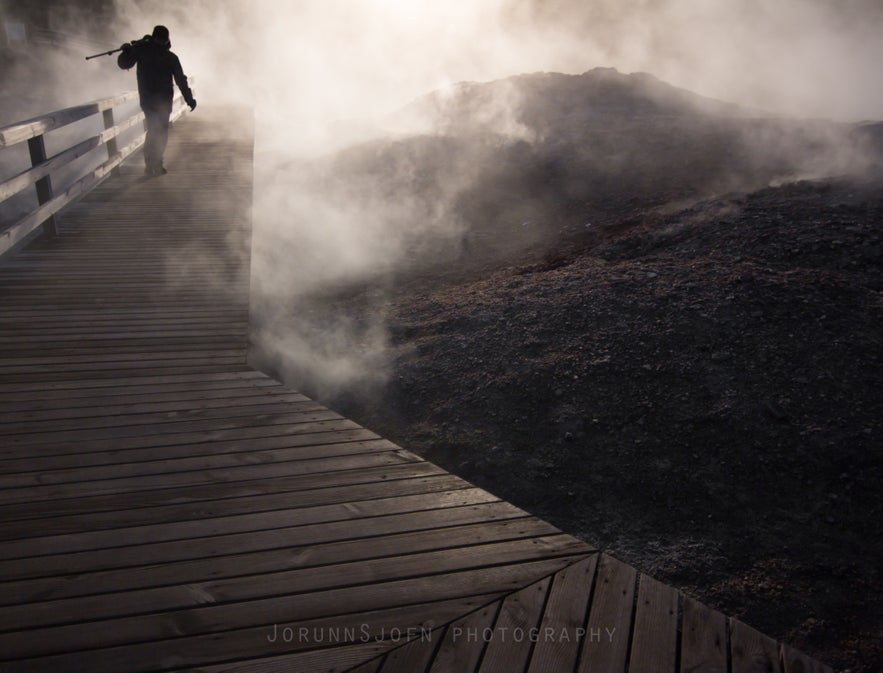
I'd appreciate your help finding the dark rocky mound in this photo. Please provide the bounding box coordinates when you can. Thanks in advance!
[289,68,876,276]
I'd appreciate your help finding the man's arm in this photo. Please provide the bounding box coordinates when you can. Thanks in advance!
[117,36,151,69]
[171,55,197,110]
[116,43,137,70]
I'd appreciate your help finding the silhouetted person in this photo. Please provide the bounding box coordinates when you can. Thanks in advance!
[117,25,196,176]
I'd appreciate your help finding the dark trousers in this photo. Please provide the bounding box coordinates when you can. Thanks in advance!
[142,98,173,171]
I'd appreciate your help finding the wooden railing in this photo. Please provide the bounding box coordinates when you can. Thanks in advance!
[0,88,190,257]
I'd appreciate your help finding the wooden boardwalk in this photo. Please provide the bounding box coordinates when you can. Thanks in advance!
[0,108,832,673]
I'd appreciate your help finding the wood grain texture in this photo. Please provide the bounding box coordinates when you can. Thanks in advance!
[527,554,598,673]
[681,596,728,673]
[576,553,637,673]
[730,618,782,673]
[628,574,679,673]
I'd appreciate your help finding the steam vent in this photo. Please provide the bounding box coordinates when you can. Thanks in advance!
[0,78,848,672]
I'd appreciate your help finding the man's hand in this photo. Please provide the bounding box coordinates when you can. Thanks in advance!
[188,99,197,111]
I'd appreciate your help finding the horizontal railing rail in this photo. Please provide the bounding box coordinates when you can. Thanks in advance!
[0,87,190,257]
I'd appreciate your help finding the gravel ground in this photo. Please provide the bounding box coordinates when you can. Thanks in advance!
[320,176,883,672]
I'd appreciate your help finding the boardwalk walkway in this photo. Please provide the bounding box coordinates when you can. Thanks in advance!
[0,108,831,672]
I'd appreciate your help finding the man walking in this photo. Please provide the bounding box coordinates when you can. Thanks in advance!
[117,25,196,176]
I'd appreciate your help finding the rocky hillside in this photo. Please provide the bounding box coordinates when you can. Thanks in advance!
[289,68,878,276]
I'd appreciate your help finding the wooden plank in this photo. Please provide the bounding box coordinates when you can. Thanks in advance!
[0,331,244,345]
[730,618,782,673]
[0,327,246,338]
[0,328,247,342]
[0,325,249,340]
[0,306,247,318]
[1,536,588,632]
[0,369,269,394]
[0,501,533,582]
[0,410,350,452]
[0,341,247,356]
[0,384,274,407]
[0,382,283,416]
[0,450,416,506]
[0,420,367,462]
[0,300,247,311]
[0,362,255,384]
[0,265,215,276]
[0,470,466,543]
[0,285,248,298]
[576,553,637,673]
[627,574,680,673]
[0,278,247,290]
[0,92,137,147]
[0,293,245,304]
[5,595,495,673]
[1,519,564,606]
[0,437,393,490]
[192,642,388,673]
[0,344,249,359]
[0,353,246,378]
[0,461,447,523]
[0,391,308,426]
[681,595,728,673]
[0,307,248,321]
[0,293,238,305]
[0,435,393,482]
[0,488,499,560]
[0,396,317,435]
[0,557,581,661]
[0,301,245,313]
[347,655,384,673]
[477,575,553,673]
[428,601,500,673]
[527,554,599,673]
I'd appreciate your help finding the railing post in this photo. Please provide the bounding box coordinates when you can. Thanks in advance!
[27,134,57,237]
[103,107,120,172]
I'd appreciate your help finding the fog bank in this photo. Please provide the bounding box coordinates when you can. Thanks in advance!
[10,0,880,395]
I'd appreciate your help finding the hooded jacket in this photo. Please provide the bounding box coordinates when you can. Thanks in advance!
[117,37,195,109]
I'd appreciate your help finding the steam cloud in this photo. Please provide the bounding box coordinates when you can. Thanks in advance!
[108,0,883,126]
[7,0,880,396]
